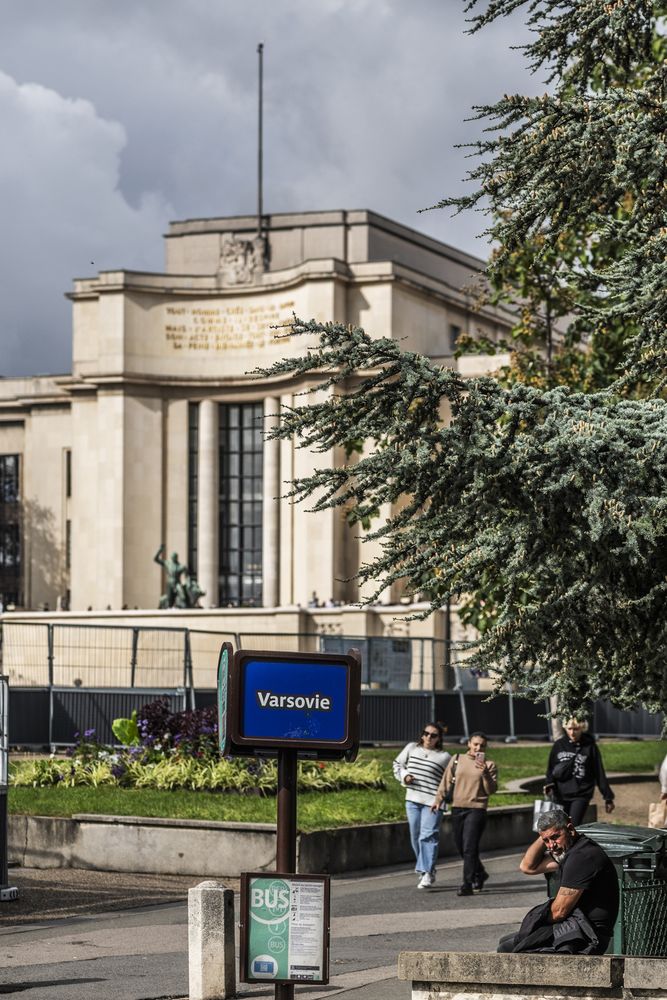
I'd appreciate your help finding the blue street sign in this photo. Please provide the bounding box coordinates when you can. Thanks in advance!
[240,658,349,743]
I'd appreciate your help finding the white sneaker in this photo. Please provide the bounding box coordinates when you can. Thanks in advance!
[418,872,434,889]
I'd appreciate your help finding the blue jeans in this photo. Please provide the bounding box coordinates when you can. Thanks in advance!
[406,800,443,874]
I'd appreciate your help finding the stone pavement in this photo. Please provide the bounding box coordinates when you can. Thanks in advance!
[0,849,543,1000]
[0,776,662,998]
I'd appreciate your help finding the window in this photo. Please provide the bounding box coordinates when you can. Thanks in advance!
[188,403,199,576]
[218,403,263,606]
[0,454,19,503]
[65,449,72,498]
[0,454,21,606]
[449,324,462,353]
[65,519,72,571]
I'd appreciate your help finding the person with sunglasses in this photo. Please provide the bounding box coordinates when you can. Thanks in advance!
[393,722,451,889]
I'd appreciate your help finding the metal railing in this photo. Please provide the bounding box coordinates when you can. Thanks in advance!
[0,621,662,745]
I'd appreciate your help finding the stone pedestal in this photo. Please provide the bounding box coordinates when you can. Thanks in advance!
[188,880,236,1000]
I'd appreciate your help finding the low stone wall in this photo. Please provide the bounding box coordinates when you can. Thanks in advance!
[398,951,667,1000]
[9,804,537,877]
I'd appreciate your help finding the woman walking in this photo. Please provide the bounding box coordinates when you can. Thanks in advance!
[434,731,497,896]
[544,718,615,826]
[393,722,451,889]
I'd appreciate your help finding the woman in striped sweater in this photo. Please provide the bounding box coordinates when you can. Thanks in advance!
[393,723,451,889]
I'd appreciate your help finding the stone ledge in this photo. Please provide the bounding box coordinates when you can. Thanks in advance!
[71,813,276,832]
[10,804,536,877]
[624,957,667,991]
[506,773,657,794]
[398,952,623,988]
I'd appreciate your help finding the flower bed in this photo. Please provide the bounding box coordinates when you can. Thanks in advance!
[10,698,385,795]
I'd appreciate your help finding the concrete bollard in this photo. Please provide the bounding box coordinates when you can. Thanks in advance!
[188,880,236,1000]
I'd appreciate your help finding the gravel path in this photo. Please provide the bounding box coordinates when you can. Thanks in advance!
[593,776,665,828]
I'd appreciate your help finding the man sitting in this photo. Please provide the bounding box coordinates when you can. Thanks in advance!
[497,808,619,954]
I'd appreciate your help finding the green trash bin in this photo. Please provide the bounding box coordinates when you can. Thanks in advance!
[547,822,667,956]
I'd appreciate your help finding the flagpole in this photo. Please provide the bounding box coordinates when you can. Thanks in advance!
[257,42,263,240]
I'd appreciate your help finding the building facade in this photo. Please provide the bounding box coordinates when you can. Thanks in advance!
[0,209,510,613]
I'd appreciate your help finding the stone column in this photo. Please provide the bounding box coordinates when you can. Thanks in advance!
[188,880,235,1000]
[262,396,281,607]
[359,500,393,604]
[197,400,219,609]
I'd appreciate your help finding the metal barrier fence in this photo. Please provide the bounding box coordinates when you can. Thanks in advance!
[0,622,238,747]
[1,621,663,745]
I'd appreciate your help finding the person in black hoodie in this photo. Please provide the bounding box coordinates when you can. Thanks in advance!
[544,719,614,826]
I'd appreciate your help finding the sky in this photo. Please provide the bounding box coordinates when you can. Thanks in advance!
[0,0,539,377]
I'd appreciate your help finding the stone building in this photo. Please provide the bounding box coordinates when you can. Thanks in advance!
[0,209,510,614]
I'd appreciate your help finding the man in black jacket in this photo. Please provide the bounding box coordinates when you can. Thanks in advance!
[498,808,619,954]
[545,719,615,826]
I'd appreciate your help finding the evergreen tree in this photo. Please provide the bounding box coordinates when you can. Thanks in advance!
[449,0,667,386]
[256,1,667,718]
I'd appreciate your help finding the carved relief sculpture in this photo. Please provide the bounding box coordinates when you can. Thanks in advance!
[218,234,266,286]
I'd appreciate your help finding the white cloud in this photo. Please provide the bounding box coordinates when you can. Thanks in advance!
[0,1,538,375]
[0,70,173,375]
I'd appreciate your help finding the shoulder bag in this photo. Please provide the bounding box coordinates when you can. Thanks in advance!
[443,754,459,805]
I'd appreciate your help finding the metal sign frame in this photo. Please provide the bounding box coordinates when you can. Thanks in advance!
[222,647,361,761]
[239,872,330,985]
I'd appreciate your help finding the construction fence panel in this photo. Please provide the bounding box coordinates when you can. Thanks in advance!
[132,628,188,689]
[237,632,321,654]
[187,630,239,690]
[52,625,135,687]
[50,688,187,747]
[0,621,50,686]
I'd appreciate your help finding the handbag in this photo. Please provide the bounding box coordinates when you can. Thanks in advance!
[648,801,667,829]
[532,797,555,832]
[443,754,459,805]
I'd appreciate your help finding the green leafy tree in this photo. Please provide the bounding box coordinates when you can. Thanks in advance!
[256,1,667,719]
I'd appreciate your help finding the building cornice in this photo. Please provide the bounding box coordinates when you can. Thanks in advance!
[67,255,513,329]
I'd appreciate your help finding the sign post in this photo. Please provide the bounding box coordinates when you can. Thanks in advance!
[219,644,361,998]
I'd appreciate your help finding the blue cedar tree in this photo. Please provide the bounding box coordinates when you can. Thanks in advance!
[256,321,667,717]
[256,2,667,718]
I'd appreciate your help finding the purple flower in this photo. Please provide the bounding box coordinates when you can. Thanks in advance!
[111,763,126,779]
[84,728,96,739]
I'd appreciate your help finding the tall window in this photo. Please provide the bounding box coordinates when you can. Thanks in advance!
[218,403,263,606]
[65,519,72,571]
[188,403,199,576]
[0,455,21,606]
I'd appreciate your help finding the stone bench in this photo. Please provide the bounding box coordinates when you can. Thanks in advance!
[398,952,667,1000]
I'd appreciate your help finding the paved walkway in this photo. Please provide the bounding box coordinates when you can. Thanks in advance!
[0,775,663,998]
[0,850,542,1000]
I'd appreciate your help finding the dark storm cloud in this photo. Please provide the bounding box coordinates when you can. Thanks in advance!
[0,0,537,376]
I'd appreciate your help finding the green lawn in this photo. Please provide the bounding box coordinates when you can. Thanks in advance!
[9,741,665,833]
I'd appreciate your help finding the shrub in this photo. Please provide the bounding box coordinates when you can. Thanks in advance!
[10,698,386,794]
[136,697,218,760]
[10,752,385,794]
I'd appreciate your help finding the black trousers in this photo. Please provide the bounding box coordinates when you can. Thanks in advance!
[555,797,590,826]
[451,807,487,886]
